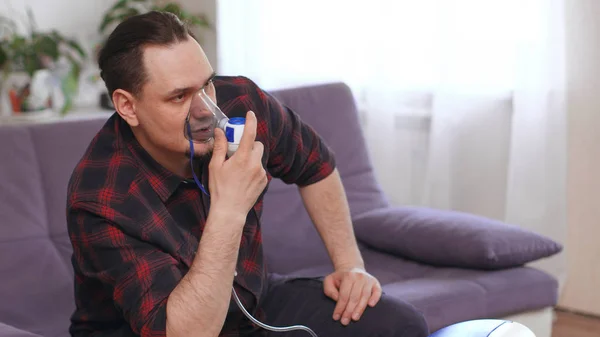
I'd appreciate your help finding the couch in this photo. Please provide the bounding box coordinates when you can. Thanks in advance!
[0,82,562,337]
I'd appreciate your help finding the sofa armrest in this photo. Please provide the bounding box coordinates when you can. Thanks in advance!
[0,323,41,337]
[352,206,562,270]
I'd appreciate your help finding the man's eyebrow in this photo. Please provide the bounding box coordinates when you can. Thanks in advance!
[166,86,192,97]
[202,71,217,89]
[165,72,216,97]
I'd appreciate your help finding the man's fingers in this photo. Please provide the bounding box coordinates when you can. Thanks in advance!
[323,276,339,301]
[332,278,353,322]
[368,282,382,307]
[210,128,227,166]
[252,141,265,162]
[352,282,373,321]
[237,111,257,154]
[341,278,365,325]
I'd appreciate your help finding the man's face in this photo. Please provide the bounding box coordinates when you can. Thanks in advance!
[134,37,217,159]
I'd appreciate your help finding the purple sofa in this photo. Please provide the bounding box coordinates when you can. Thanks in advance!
[0,82,561,337]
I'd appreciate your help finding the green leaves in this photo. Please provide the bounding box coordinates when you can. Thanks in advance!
[99,7,141,34]
[60,67,80,114]
[3,30,86,77]
[155,2,183,16]
[99,0,150,34]
[99,0,212,35]
[33,34,59,59]
[188,14,210,29]
[6,35,40,77]
[0,14,16,69]
[155,2,211,29]
[0,50,6,69]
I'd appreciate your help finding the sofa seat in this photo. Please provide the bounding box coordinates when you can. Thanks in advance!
[284,245,557,333]
[363,247,557,331]
[0,322,42,337]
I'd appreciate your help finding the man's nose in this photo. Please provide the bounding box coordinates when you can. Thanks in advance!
[189,93,212,119]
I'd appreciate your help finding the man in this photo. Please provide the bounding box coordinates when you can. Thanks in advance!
[67,11,428,337]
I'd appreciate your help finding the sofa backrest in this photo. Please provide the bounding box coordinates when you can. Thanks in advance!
[264,83,389,274]
[0,118,106,337]
[0,82,388,335]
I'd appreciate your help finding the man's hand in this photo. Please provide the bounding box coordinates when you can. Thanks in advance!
[208,110,267,218]
[323,267,382,326]
[167,111,265,337]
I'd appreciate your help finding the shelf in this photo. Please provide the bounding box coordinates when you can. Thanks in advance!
[0,107,114,126]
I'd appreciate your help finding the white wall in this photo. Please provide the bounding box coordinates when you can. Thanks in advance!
[559,0,600,317]
[180,0,218,70]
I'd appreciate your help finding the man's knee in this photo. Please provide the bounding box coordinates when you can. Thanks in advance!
[362,294,429,337]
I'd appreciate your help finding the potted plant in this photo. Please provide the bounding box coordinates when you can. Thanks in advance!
[0,9,86,116]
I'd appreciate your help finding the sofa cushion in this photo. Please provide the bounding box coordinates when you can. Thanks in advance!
[0,120,107,337]
[29,119,105,236]
[0,125,72,336]
[0,239,74,337]
[0,126,47,241]
[360,247,558,332]
[353,206,563,270]
[29,118,106,268]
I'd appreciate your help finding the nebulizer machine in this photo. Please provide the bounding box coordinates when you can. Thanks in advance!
[183,87,319,337]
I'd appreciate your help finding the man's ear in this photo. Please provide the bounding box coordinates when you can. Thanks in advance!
[113,89,139,127]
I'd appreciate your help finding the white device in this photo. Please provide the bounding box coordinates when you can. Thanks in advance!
[430,319,537,337]
[224,117,245,157]
[488,321,536,337]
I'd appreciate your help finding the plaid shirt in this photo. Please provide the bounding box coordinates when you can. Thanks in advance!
[67,76,336,337]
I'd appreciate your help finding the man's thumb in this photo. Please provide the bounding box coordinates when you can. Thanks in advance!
[323,276,340,301]
[211,128,227,163]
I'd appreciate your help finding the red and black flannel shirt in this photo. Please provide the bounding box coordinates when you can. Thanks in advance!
[66,76,336,337]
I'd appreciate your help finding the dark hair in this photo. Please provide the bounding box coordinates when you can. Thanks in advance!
[98,11,197,98]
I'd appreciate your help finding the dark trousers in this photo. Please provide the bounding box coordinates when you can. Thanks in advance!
[251,275,429,337]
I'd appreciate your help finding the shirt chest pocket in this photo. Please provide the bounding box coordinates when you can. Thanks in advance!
[164,191,207,270]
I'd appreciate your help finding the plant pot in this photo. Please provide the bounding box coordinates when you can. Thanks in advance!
[0,70,65,116]
[0,71,29,116]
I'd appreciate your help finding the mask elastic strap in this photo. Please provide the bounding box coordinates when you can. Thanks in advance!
[186,120,210,196]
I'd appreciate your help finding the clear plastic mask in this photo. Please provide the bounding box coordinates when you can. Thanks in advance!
[184,87,229,143]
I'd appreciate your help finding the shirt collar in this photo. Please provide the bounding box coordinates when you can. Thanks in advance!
[117,116,188,202]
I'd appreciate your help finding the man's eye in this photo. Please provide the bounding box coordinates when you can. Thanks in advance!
[204,82,215,95]
[173,94,185,102]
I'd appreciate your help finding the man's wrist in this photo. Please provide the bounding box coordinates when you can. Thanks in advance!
[207,205,247,227]
[334,258,365,272]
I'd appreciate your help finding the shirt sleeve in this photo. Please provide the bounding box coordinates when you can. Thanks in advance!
[68,201,181,337]
[258,85,337,186]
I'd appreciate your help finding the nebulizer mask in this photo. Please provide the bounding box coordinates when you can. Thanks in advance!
[184,87,229,144]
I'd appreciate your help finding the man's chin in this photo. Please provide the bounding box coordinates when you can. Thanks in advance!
[185,140,213,162]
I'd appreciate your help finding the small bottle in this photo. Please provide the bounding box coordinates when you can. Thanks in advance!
[225,117,245,157]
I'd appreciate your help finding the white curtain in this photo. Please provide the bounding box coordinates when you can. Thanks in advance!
[217,0,567,285]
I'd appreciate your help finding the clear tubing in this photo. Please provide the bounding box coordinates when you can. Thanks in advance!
[231,286,318,337]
